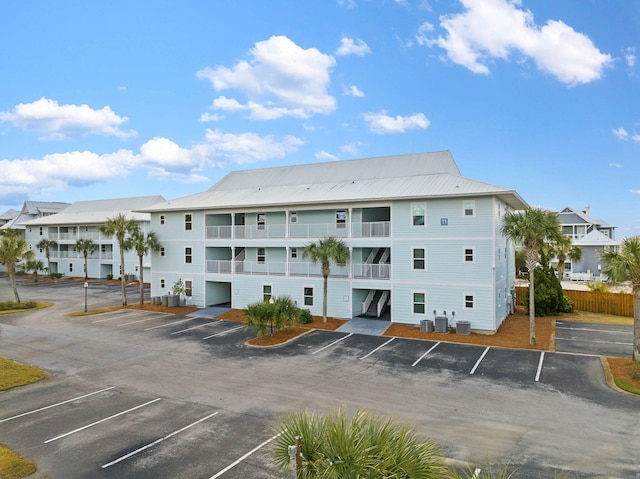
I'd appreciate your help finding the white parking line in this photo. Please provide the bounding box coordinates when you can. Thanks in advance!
[556,338,633,346]
[44,398,162,444]
[101,411,219,468]
[171,321,219,335]
[0,387,115,424]
[469,347,490,375]
[311,333,353,355]
[360,337,395,360]
[556,325,630,334]
[144,318,193,331]
[411,342,440,367]
[202,325,244,340]
[117,316,163,327]
[535,352,545,382]
[92,313,137,323]
[208,432,281,479]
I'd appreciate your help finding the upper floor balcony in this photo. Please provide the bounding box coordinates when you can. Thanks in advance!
[205,260,390,280]
[49,231,102,241]
[205,221,390,240]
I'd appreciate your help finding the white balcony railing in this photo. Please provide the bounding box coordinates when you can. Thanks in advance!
[205,221,390,239]
[204,260,386,279]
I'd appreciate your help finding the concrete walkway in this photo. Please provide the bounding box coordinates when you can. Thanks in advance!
[336,317,391,336]
[188,305,232,319]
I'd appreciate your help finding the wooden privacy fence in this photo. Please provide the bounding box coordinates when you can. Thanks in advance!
[515,286,633,317]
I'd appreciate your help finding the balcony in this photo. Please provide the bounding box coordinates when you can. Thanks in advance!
[205,260,387,279]
[205,221,390,240]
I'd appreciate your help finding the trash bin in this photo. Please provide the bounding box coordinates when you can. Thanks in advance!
[456,320,471,335]
[434,316,448,333]
[420,319,434,332]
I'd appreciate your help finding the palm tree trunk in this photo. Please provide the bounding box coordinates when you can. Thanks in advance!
[634,288,640,362]
[322,274,328,323]
[529,269,535,346]
[8,262,20,303]
[120,248,127,306]
[139,254,144,305]
[84,253,89,279]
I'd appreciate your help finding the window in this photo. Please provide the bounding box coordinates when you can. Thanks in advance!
[185,280,192,297]
[290,212,297,223]
[465,295,474,309]
[257,247,265,264]
[304,287,314,306]
[464,201,474,217]
[185,214,192,231]
[464,248,474,262]
[185,247,192,264]
[257,213,266,230]
[413,292,426,314]
[263,284,272,302]
[69,263,73,272]
[160,215,165,225]
[160,247,165,257]
[336,210,347,229]
[413,248,425,270]
[160,279,165,288]
[291,247,298,259]
[39,227,43,236]
[412,203,425,226]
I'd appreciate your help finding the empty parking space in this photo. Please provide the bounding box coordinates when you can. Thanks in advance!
[555,321,633,357]
[470,348,544,384]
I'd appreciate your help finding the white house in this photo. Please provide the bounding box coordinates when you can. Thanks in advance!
[23,196,165,280]
[0,201,70,234]
[141,151,528,332]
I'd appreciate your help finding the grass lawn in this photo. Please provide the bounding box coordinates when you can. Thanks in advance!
[0,446,37,479]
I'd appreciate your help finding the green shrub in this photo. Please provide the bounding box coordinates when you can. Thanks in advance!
[525,266,564,316]
[106,274,113,280]
[587,282,609,293]
[49,272,63,279]
[0,301,37,312]
[244,296,298,337]
[562,295,574,313]
[298,308,313,324]
[631,362,640,382]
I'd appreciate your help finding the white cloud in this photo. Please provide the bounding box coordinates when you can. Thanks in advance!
[426,0,612,86]
[199,112,224,122]
[339,142,362,155]
[631,190,640,195]
[197,36,336,120]
[343,84,365,97]
[609,162,623,169]
[315,150,338,161]
[0,129,304,200]
[335,37,372,56]
[0,97,137,140]
[613,127,628,140]
[338,0,356,9]
[625,47,636,68]
[363,110,430,134]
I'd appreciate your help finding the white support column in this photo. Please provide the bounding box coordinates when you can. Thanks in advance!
[232,246,235,274]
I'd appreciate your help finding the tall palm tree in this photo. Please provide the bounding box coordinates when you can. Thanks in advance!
[303,236,350,323]
[74,238,98,279]
[124,229,161,304]
[0,229,34,303]
[501,207,562,345]
[600,236,640,362]
[36,238,58,277]
[550,235,583,280]
[99,214,139,305]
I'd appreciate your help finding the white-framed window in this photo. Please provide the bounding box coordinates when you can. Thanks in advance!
[257,247,266,264]
[336,210,347,229]
[160,278,165,288]
[464,294,474,309]
[304,287,314,306]
[160,247,165,257]
[411,203,425,226]
[291,247,298,259]
[185,247,192,264]
[263,284,272,302]
[185,280,192,297]
[413,248,425,270]
[464,247,474,262]
[39,227,43,236]
[69,263,73,272]
[185,214,192,231]
[412,292,426,314]
[464,200,475,217]
[257,213,266,230]
[160,215,165,225]
[290,212,298,223]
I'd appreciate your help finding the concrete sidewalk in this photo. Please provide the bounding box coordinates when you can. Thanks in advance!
[336,317,390,336]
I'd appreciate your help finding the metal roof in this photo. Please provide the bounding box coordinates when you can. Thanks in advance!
[142,151,528,212]
[23,196,165,226]
[573,230,620,247]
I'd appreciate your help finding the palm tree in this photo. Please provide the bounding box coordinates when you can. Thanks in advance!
[600,236,640,362]
[99,214,139,305]
[124,229,161,304]
[37,238,58,277]
[25,258,44,282]
[501,207,562,345]
[303,236,350,323]
[550,235,583,280]
[74,238,98,279]
[0,229,34,303]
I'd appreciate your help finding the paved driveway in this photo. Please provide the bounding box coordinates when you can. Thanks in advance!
[1,278,639,478]
[555,320,634,357]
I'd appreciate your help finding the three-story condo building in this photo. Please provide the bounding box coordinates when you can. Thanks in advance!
[142,151,528,332]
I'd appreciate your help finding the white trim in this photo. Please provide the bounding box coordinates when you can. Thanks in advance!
[412,246,426,271]
[411,290,426,315]
[411,202,426,227]
[463,199,475,217]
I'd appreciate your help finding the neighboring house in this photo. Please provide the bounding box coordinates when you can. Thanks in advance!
[0,208,20,228]
[0,201,70,235]
[141,151,528,332]
[23,196,165,280]
[556,206,619,280]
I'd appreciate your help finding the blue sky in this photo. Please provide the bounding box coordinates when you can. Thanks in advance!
[1,0,639,235]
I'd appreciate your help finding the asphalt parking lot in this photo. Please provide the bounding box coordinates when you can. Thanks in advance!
[555,320,634,357]
[1,278,639,479]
